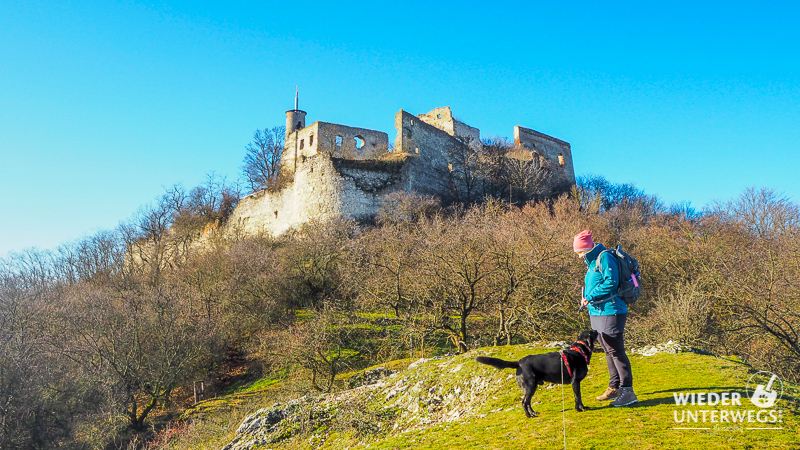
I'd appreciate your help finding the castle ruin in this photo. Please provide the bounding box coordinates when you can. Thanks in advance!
[228,97,575,237]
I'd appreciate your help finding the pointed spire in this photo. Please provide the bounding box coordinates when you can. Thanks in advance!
[294,86,298,111]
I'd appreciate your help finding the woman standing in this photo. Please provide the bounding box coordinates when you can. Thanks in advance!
[573,230,638,407]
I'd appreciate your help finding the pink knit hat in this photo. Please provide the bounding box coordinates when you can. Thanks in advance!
[573,230,594,252]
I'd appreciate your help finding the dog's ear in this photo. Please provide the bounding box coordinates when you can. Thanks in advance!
[590,330,598,345]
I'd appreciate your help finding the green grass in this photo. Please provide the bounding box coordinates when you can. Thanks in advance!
[337,358,415,380]
[367,348,799,450]
[216,369,288,397]
[178,346,800,450]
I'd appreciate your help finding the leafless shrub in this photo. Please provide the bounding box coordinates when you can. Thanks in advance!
[266,308,366,393]
[626,284,711,347]
[377,191,442,226]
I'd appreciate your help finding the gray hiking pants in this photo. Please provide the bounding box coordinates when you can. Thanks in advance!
[590,313,633,389]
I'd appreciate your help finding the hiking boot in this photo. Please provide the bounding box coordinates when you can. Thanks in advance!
[596,387,620,401]
[610,387,638,407]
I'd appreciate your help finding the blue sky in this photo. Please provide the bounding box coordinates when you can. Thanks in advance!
[1,1,799,256]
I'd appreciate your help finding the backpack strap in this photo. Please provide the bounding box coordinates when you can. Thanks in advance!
[591,249,620,303]
[593,249,612,273]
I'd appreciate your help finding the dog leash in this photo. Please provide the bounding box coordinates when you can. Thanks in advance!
[560,342,593,449]
[561,352,573,379]
[559,350,567,450]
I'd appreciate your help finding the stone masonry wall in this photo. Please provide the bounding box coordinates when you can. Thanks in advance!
[417,106,481,150]
[227,154,403,237]
[394,109,467,196]
[282,122,319,174]
[514,125,575,190]
[282,122,388,175]
[315,123,388,160]
[229,155,337,237]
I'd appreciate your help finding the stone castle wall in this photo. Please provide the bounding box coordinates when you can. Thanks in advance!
[228,155,404,237]
[417,106,481,150]
[282,122,389,174]
[225,105,576,239]
[393,109,464,196]
[513,126,576,189]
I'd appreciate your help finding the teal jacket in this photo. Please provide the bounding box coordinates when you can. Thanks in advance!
[583,244,628,316]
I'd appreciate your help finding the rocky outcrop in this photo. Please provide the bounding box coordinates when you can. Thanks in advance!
[221,352,502,450]
[222,342,718,449]
[629,340,713,356]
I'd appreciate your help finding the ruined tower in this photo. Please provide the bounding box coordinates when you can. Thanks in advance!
[285,87,306,135]
[283,88,308,173]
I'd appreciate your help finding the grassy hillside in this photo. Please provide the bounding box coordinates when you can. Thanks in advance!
[177,346,800,450]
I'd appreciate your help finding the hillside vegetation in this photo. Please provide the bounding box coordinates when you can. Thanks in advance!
[177,345,800,449]
[2,178,800,448]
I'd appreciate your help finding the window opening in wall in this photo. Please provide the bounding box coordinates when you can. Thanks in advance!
[437,114,442,119]
[274,210,278,218]
[410,119,414,125]
[558,153,565,165]
[300,139,305,149]
[296,121,302,130]
[309,134,314,145]
[335,135,343,147]
[354,136,365,149]
[448,163,453,172]
[415,146,419,154]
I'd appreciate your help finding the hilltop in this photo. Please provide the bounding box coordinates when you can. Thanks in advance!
[5,186,799,449]
[176,344,800,450]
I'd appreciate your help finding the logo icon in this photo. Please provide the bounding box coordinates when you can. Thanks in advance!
[746,371,783,408]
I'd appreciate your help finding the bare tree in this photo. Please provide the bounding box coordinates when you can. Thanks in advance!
[575,174,662,214]
[186,174,239,218]
[56,281,217,431]
[710,188,800,379]
[376,191,441,226]
[243,126,286,192]
[56,230,124,285]
[0,253,80,448]
[482,137,552,204]
[417,214,497,353]
[486,206,563,345]
[280,220,354,310]
[270,307,365,392]
[121,194,179,284]
[443,137,552,206]
[444,139,482,204]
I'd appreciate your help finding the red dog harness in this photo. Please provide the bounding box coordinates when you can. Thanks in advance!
[560,340,592,379]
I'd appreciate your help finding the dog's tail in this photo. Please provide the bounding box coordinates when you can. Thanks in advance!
[475,356,519,370]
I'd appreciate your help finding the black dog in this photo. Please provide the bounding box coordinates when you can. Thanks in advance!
[476,330,598,418]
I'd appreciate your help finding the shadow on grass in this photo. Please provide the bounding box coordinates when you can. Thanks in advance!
[644,388,800,412]
[568,396,679,412]
[629,396,675,408]
[645,387,742,394]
